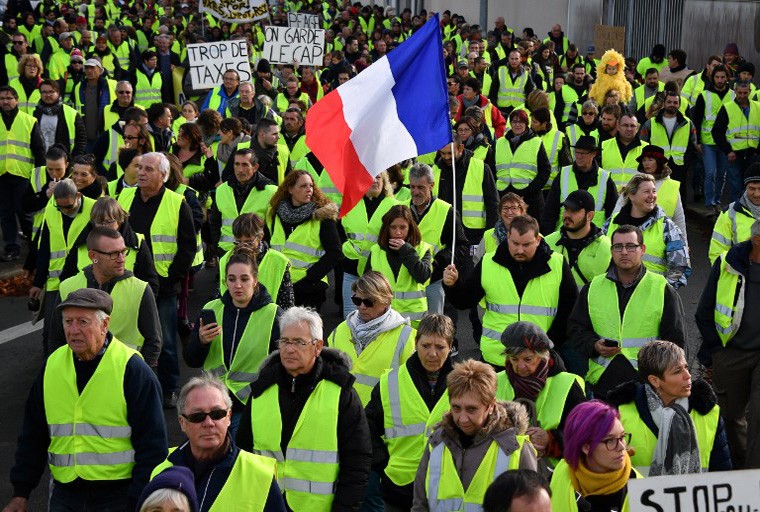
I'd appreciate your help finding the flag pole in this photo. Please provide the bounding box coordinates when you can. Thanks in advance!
[449,141,456,266]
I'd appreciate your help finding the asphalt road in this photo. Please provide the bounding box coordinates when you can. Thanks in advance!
[0,206,715,509]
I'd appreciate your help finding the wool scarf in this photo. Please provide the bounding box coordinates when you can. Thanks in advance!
[570,451,632,497]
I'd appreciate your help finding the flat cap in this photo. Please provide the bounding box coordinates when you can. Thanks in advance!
[57,288,113,315]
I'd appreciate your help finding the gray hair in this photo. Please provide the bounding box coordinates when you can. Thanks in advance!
[142,152,170,182]
[582,100,598,114]
[279,306,323,340]
[751,219,760,238]
[94,309,109,324]
[116,80,132,91]
[408,163,435,184]
[735,80,752,91]
[504,346,551,361]
[53,178,78,200]
[238,81,254,91]
[176,375,232,418]
[637,340,685,381]
[139,488,190,512]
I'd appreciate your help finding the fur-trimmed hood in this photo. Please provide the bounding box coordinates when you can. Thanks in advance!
[313,201,339,221]
[433,400,530,449]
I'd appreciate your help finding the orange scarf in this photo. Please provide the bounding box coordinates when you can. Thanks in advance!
[569,451,632,497]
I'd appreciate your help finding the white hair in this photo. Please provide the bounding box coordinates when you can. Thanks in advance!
[279,306,323,340]
[139,488,190,512]
[177,375,232,418]
[142,152,170,182]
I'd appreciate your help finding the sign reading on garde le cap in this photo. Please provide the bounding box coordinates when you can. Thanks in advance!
[263,26,325,66]
[186,40,252,90]
[628,469,760,512]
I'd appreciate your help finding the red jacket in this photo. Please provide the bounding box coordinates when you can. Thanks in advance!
[455,94,507,138]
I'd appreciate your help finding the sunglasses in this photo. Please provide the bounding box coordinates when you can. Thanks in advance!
[181,409,228,423]
[351,296,375,308]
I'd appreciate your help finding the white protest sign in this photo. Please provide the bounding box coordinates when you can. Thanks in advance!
[186,40,252,90]
[629,469,760,512]
[199,0,268,23]
[263,26,325,66]
[287,12,320,29]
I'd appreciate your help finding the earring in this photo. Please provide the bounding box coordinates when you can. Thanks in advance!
[93,259,98,263]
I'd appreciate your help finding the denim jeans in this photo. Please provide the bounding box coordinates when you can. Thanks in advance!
[726,152,757,203]
[49,481,129,512]
[425,280,445,315]
[702,144,727,206]
[342,272,359,319]
[361,470,384,512]
[157,294,179,396]
[0,173,32,252]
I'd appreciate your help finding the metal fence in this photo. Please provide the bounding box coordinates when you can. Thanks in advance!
[601,0,684,60]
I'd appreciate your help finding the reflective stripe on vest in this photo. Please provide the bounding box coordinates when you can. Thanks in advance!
[44,339,137,482]
[118,187,184,277]
[251,380,340,512]
[401,198,450,255]
[370,242,431,327]
[724,100,760,151]
[219,247,289,300]
[340,195,398,272]
[544,230,611,289]
[649,120,690,166]
[607,213,668,274]
[460,157,488,229]
[601,139,643,190]
[134,68,163,107]
[202,299,278,403]
[216,182,276,251]
[269,216,326,284]
[329,322,415,406]
[494,136,543,191]
[381,366,449,486]
[496,371,583,430]
[59,272,147,349]
[714,255,743,344]
[44,197,95,290]
[557,165,609,229]
[497,67,528,107]
[700,90,735,145]
[0,110,37,179]
[480,252,563,365]
[585,271,666,384]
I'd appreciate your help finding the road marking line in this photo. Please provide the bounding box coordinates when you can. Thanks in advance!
[0,321,43,346]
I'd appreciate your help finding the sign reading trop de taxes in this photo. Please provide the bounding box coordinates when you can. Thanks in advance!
[263,26,325,66]
[187,41,252,89]
[628,469,760,511]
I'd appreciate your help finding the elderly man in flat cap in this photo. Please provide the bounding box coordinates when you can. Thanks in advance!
[3,289,167,512]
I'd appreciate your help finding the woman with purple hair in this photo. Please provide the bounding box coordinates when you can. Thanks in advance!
[550,400,642,512]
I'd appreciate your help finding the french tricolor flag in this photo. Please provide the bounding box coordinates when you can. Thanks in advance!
[305,14,452,217]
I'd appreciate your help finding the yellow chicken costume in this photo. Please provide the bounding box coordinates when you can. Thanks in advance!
[589,49,632,106]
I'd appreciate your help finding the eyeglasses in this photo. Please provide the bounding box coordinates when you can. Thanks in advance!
[12,41,25,45]
[123,135,140,141]
[611,243,640,253]
[447,81,457,86]
[55,201,77,211]
[181,409,229,423]
[582,111,596,116]
[116,90,132,95]
[351,295,375,308]
[500,205,522,213]
[92,248,130,259]
[276,337,317,348]
[93,219,117,227]
[603,433,632,451]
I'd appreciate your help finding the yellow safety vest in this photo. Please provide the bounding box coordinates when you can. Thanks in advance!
[134,68,163,108]
[619,400,719,475]
[585,271,667,384]
[72,231,142,273]
[601,139,643,190]
[425,437,526,511]
[556,165,610,229]
[709,203,755,264]
[480,251,564,365]
[606,213,668,274]
[202,299,278,404]
[238,140,289,184]
[681,73,706,108]
[649,119,691,166]
[482,228,500,254]
[496,67,528,108]
[44,339,137,483]
[340,195,398,274]
[275,91,310,112]
[59,104,79,155]
[700,90,735,145]
[401,198,450,255]
[550,459,639,512]
[108,41,132,70]
[9,78,40,114]
[724,100,760,151]
[102,128,124,171]
[544,230,611,288]
[559,85,580,124]
[43,196,95,290]
[5,53,19,83]
[59,272,148,350]
[459,157,489,229]
[713,254,745,345]
[565,124,599,159]
[380,365,449,486]
[369,242,431,327]
[329,322,415,406]
[216,182,277,251]
[151,448,276,512]
[656,178,681,218]
[496,371,583,430]
[268,215,326,284]
[494,136,543,191]
[251,380,341,512]
[0,109,37,179]
[219,248,289,300]
[288,135,309,166]
[541,129,564,189]
[634,82,664,108]
[118,187,184,277]
[293,155,342,208]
